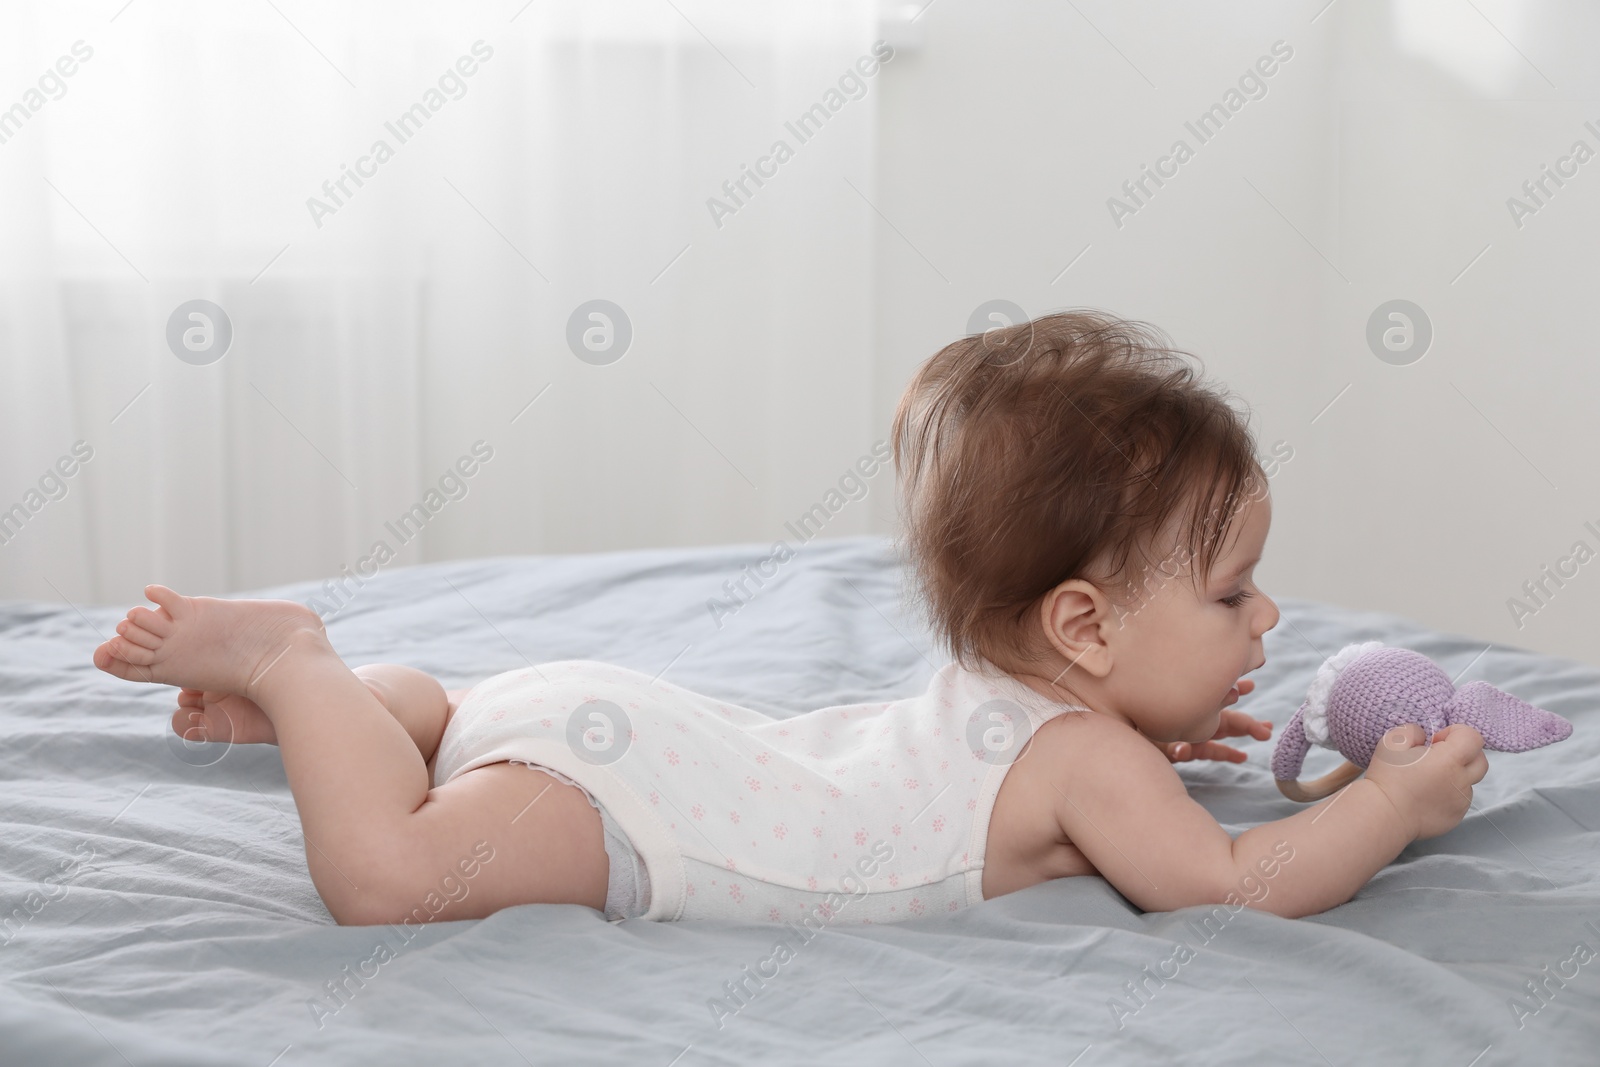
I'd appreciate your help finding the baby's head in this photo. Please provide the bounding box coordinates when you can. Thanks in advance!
[891,309,1279,743]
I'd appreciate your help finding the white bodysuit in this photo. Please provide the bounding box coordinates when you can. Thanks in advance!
[431,657,1088,925]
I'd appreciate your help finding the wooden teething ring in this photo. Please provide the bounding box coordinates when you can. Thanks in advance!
[1276,759,1364,803]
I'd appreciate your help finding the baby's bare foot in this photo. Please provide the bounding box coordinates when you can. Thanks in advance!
[93,584,328,699]
[173,688,278,745]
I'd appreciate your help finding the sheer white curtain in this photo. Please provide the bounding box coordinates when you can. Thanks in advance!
[0,0,883,605]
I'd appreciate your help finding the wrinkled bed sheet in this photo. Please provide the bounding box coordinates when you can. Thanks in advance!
[1,534,1596,1064]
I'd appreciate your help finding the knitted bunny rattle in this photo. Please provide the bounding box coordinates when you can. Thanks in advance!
[1271,641,1574,802]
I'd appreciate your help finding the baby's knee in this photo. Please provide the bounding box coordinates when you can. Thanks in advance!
[352,663,446,712]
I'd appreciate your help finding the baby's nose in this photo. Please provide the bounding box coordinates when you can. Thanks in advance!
[1258,594,1281,633]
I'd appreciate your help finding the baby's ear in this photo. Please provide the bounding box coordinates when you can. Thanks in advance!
[1444,681,1572,752]
[1037,581,1114,678]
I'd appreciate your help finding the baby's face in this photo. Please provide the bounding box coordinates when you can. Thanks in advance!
[1105,491,1278,744]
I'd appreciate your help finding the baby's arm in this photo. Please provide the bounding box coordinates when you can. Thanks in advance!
[1043,712,1488,918]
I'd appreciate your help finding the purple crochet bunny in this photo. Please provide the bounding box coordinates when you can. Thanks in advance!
[1272,641,1573,802]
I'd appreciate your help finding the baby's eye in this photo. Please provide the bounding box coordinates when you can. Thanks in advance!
[1220,590,1255,608]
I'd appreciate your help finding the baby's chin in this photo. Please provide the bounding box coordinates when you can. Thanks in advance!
[1134,707,1223,745]
[1139,719,1221,746]
[1178,710,1224,744]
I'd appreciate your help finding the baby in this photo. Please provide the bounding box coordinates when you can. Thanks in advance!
[92,309,1487,928]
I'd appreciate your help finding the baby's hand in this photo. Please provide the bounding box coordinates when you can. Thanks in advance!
[1161,679,1272,763]
[1364,723,1489,839]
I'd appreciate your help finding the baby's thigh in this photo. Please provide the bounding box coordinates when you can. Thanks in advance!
[387,761,609,924]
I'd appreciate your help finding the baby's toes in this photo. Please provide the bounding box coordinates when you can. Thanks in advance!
[169,694,272,745]
[171,705,206,741]
[177,688,204,709]
[104,633,157,666]
[127,605,174,638]
[115,618,163,650]
[93,641,153,680]
[143,585,189,621]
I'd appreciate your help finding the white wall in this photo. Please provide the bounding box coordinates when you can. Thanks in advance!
[0,2,888,609]
[4,0,1597,669]
[867,0,1600,667]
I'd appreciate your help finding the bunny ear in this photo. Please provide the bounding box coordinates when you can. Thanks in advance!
[1445,681,1573,752]
[1271,707,1312,780]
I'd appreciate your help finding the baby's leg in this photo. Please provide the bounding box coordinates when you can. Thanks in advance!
[98,586,608,925]
[171,665,456,774]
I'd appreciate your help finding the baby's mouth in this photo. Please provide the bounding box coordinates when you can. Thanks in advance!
[1223,684,1240,707]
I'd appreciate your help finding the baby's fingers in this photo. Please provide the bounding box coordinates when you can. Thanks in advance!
[1192,741,1249,763]
[1372,723,1428,768]
[1161,740,1245,763]
[1213,709,1272,740]
[1432,724,1486,761]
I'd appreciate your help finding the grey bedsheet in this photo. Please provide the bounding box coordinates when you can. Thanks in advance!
[1,534,1596,1065]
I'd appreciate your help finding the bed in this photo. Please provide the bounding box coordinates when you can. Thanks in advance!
[2,534,1596,1064]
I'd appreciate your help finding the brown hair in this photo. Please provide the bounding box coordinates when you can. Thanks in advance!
[890,309,1265,672]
